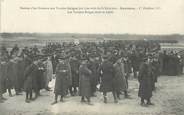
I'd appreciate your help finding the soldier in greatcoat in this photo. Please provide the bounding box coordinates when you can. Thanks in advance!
[0,58,8,103]
[151,56,160,91]
[79,58,92,105]
[113,57,129,100]
[14,57,23,95]
[99,54,117,103]
[6,56,22,96]
[24,60,39,103]
[51,56,71,105]
[16,57,26,92]
[138,56,154,106]
[88,55,100,97]
[123,55,132,89]
[34,60,46,97]
[69,55,80,96]
[130,50,140,78]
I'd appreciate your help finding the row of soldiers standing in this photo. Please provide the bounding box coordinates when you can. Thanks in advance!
[0,41,163,106]
[51,50,131,105]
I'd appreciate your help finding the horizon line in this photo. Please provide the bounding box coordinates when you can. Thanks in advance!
[1,32,184,36]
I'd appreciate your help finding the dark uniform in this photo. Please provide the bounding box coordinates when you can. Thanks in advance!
[52,58,71,104]
[79,60,92,104]
[88,57,100,96]
[16,58,26,92]
[51,54,59,74]
[34,61,45,97]
[123,56,132,88]
[99,56,118,103]
[152,58,160,90]
[69,56,80,96]
[113,59,129,100]
[24,61,39,103]
[130,51,141,78]
[6,58,21,95]
[138,59,154,106]
[0,61,8,102]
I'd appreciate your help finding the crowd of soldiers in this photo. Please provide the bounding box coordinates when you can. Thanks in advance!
[159,50,183,76]
[0,40,183,107]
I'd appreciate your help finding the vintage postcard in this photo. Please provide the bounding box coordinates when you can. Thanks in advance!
[0,0,184,115]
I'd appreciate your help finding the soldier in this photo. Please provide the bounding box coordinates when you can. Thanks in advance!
[178,55,183,75]
[51,52,59,74]
[130,50,141,78]
[123,55,132,89]
[6,55,22,96]
[0,58,8,103]
[24,59,39,103]
[33,59,46,98]
[88,54,100,97]
[158,51,164,75]
[51,56,71,105]
[152,56,160,91]
[79,57,93,105]
[167,52,176,76]
[16,56,26,92]
[162,50,169,75]
[175,53,181,76]
[113,57,129,100]
[138,56,154,106]
[99,54,117,103]
[69,55,80,96]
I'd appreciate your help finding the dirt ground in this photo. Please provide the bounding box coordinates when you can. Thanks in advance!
[0,75,184,115]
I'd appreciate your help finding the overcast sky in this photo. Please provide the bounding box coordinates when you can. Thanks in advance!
[1,0,184,34]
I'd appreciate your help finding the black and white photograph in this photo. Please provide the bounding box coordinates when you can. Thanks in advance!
[0,0,184,115]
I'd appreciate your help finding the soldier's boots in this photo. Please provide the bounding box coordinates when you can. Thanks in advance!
[140,102,147,107]
[147,99,154,105]
[86,97,93,105]
[124,91,131,99]
[25,99,30,103]
[51,101,57,105]
[60,97,64,102]
[81,97,86,103]
[51,94,59,105]
[140,98,147,107]
[114,99,118,103]
[104,96,107,103]
[8,89,13,97]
